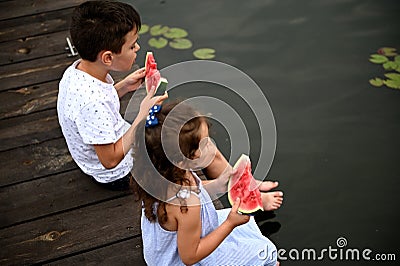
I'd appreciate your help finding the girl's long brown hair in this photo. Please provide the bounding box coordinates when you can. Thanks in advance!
[131,101,205,223]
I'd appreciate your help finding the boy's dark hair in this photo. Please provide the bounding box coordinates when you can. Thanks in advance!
[70,0,141,61]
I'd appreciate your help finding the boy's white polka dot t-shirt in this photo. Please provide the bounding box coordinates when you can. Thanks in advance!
[57,60,133,183]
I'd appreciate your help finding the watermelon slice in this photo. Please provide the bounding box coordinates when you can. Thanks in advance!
[228,154,264,214]
[145,51,168,95]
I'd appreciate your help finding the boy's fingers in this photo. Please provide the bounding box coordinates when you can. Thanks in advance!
[135,67,145,74]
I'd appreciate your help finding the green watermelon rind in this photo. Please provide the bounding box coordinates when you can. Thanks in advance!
[227,154,263,214]
[155,77,168,96]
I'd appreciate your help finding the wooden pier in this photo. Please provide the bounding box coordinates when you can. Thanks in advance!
[0,1,147,264]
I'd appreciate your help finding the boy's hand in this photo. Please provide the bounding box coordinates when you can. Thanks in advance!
[226,198,250,228]
[116,67,146,98]
[124,67,146,92]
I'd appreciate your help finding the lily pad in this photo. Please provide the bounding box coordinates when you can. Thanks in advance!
[369,54,388,64]
[383,61,398,71]
[383,79,400,89]
[394,55,400,64]
[148,37,168,49]
[139,24,149,35]
[163,28,188,39]
[369,78,384,87]
[384,73,400,81]
[150,25,169,36]
[169,38,193,49]
[193,48,216,59]
[378,47,397,57]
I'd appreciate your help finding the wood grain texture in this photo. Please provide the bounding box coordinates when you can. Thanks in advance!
[0,138,76,187]
[0,0,86,21]
[0,196,142,265]
[0,54,75,91]
[45,237,146,266]
[0,109,62,151]
[0,168,129,228]
[0,31,73,65]
[0,8,74,43]
[0,80,59,120]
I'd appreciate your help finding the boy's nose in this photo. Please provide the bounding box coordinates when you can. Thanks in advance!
[135,42,141,52]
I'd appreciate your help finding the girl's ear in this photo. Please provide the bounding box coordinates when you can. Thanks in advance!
[99,50,113,66]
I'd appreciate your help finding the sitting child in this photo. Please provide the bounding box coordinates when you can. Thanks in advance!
[57,1,167,190]
[132,101,279,265]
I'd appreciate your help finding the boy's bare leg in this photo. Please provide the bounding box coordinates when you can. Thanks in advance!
[259,181,284,211]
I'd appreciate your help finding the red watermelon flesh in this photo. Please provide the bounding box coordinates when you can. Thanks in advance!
[145,52,167,95]
[145,52,161,93]
[145,52,158,78]
[228,154,263,214]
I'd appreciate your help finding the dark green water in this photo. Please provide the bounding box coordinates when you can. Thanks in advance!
[125,0,400,264]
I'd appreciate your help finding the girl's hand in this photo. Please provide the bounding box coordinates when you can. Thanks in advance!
[226,198,250,228]
[137,85,168,121]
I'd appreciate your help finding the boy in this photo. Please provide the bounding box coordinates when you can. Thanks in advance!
[57,0,167,190]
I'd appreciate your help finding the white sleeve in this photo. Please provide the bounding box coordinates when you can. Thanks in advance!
[75,101,118,145]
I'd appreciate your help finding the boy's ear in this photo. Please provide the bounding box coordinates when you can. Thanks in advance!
[99,50,113,66]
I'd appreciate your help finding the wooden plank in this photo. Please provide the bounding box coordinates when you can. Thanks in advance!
[0,196,141,265]
[0,109,62,151]
[0,74,135,121]
[0,80,58,120]
[45,237,146,266]
[0,31,72,65]
[0,57,134,92]
[0,0,85,21]
[0,95,139,152]
[0,53,75,91]
[0,168,128,228]
[0,138,76,187]
[0,7,74,43]
[0,70,143,121]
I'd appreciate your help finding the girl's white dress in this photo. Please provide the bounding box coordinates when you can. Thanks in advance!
[141,172,277,265]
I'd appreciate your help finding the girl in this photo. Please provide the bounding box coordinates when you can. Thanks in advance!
[132,101,278,265]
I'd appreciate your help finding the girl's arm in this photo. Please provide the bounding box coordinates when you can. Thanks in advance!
[171,196,249,265]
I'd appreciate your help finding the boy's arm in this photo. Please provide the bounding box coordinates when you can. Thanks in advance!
[203,148,230,179]
[200,148,232,197]
[94,89,167,169]
[174,197,249,265]
[115,67,146,98]
[94,122,137,169]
